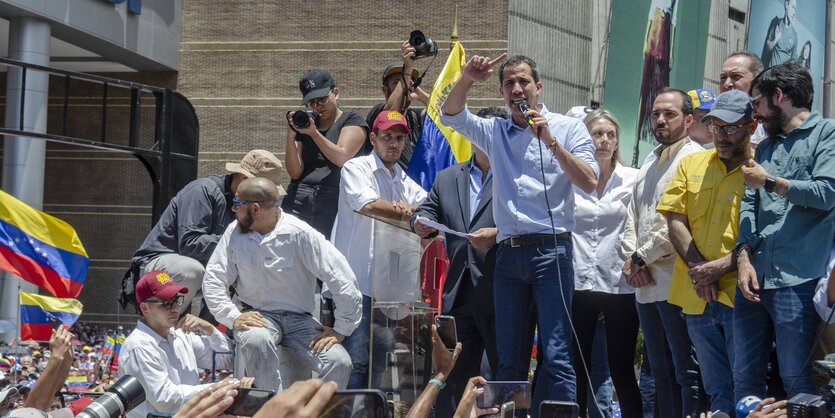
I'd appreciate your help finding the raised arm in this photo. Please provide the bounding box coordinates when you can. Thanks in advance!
[442,53,507,117]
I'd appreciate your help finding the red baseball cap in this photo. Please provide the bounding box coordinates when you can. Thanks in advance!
[135,270,188,304]
[372,111,410,134]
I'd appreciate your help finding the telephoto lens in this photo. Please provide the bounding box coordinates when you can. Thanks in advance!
[291,110,320,129]
[75,375,146,418]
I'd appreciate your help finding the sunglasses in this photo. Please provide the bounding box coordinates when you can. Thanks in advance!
[232,198,263,207]
[144,295,185,310]
[707,122,751,136]
[305,94,330,109]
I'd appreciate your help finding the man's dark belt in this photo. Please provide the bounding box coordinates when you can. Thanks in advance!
[500,233,571,248]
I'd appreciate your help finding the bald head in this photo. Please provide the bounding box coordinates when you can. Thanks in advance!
[238,177,280,208]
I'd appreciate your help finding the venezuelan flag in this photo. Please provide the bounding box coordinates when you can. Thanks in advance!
[407,41,472,190]
[103,336,114,355]
[19,292,83,341]
[67,375,89,392]
[108,334,125,371]
[0,189,89,298]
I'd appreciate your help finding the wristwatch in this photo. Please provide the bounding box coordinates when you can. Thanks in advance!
[631,252,646,267]
[764,176,777,193]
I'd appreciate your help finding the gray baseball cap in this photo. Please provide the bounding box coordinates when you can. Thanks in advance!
[701,89,753,124]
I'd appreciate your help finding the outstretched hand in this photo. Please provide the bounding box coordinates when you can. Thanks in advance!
[462,53,508,82]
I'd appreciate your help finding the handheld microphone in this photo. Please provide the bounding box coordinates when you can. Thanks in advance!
[518,100,535,128]
[736,396,762,418]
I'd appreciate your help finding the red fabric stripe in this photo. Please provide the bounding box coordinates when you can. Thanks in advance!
[20,324,53,342]
[0,245,83,298]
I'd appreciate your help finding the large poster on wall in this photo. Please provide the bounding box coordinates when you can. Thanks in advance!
[747,0,825,111]
[603,0,711,166]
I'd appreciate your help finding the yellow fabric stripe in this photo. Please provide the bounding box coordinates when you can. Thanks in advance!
[19,291,83,315]
[0,189,88,257]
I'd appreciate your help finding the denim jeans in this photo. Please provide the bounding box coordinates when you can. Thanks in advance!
[636,300,700,418]
[588,321,613,418]
[341,294,372,389]
[234,309,352,391]
[684,302,735,414]
[494,238,575,418]
[732,280,820,402]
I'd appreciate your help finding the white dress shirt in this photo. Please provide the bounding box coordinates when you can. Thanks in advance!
[621,138,704,304]
[119,320,233,418]
[203,213,362,337]
[330,151,427,296]
[573,163,639,294]
[814,246,835,324]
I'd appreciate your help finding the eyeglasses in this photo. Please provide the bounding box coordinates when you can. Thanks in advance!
[144,295,184,310]
[305,95,330,109]
[707,122,751,136]
[232,198,263,207]
[749,94,763,108]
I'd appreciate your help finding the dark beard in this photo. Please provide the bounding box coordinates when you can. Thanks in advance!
[763,98,787,136]
[237,207,254,233]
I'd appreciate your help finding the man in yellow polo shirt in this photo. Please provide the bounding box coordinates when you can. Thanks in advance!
[657,89,756,414]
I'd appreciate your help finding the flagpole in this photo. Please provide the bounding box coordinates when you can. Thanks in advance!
[450,4,459,46]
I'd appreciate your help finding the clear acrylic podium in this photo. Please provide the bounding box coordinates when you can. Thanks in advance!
[360,212,437,411]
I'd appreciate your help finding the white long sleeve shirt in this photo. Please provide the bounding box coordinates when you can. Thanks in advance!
[203,213,362,337]
[621,138,703,304]
[330,152,427,296]
[573,163,639,294]
[119,320,233,418]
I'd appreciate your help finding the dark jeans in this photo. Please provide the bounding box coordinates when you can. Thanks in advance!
[573,291,642,418]
[494,238,575,418]
[434,275,498,418]
[281,182,339,239]
[732,280,820,402]
[684,302,735,414]
[636,300,701,418]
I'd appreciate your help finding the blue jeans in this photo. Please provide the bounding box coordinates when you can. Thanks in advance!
[684,302,735,414]
[494,238,575,418]
[342,294,372,389]
[636,300,700,418]
[588,322,613,418]
[732,280,820,402]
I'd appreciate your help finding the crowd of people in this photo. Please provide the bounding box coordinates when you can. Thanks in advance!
[6,34,835,418]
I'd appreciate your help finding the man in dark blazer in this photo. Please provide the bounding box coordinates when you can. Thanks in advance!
[410,122,500,416]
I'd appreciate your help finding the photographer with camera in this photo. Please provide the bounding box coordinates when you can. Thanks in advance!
[283,69,369,239]
[364,32,434,170]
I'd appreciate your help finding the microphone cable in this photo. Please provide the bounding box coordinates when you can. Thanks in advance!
[526,102,604,417]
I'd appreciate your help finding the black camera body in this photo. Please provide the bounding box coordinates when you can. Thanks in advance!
[409,30,438,59]
[787,393,828,418]
[292,110,320,130]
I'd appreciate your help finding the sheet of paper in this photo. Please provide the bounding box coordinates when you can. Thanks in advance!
[415,216,473,238]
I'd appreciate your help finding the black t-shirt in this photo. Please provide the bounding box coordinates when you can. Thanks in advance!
[363,103,423,171]
[291,110,369,188]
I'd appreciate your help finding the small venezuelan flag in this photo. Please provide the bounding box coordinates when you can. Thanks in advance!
[103,336,114,355]
[0,189,89,298]
[19,291,83,341]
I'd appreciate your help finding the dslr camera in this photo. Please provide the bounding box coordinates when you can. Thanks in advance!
[409,30,438,59]
[75,375,145,418]
[291,110,320,130]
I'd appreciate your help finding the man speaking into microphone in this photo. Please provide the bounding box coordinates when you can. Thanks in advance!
[440,53,598,414]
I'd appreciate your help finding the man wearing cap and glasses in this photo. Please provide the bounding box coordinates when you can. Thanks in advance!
[657,89,755,414]
[283,69,369,239]
[363,39,431,169]
[129,150,284,316]
[204,177,362,392]
[119,270,236,418]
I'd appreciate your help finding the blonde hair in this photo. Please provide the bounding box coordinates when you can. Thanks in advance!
[583,109,623,164]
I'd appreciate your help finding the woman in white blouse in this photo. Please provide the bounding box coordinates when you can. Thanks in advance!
[571,109,642,418]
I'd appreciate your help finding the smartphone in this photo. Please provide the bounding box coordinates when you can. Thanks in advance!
[539,401,580,418]
[476,381,530,409]
[434,315,457,351]
[501,401,515,418]
[51,317,62,331]
[224,388,275,416]
[319,389,387,418]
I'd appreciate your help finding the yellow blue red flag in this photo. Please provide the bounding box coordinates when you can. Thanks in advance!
[19,291,83,341]
[0,189,89,298]
[407,41,472,190]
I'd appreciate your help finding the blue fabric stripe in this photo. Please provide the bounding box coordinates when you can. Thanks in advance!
[0,219,88,285]
[19,304,80,326]
[407,114,458,191]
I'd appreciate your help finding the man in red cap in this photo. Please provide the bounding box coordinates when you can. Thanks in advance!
[118,270,236,418]
[330,111,427,388]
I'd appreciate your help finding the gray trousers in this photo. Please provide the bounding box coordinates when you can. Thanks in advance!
[234,310,352,392]
[141,253,204,316]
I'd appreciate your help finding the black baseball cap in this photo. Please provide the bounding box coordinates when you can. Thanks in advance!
[299,69,335,105]
[381,62,420,84]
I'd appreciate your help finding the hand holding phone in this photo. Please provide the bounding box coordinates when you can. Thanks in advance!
[539,400,580,418]
[319,389,387,418]
[434,315,457,351]
[476,381,530,409]
[224,388,275,416]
